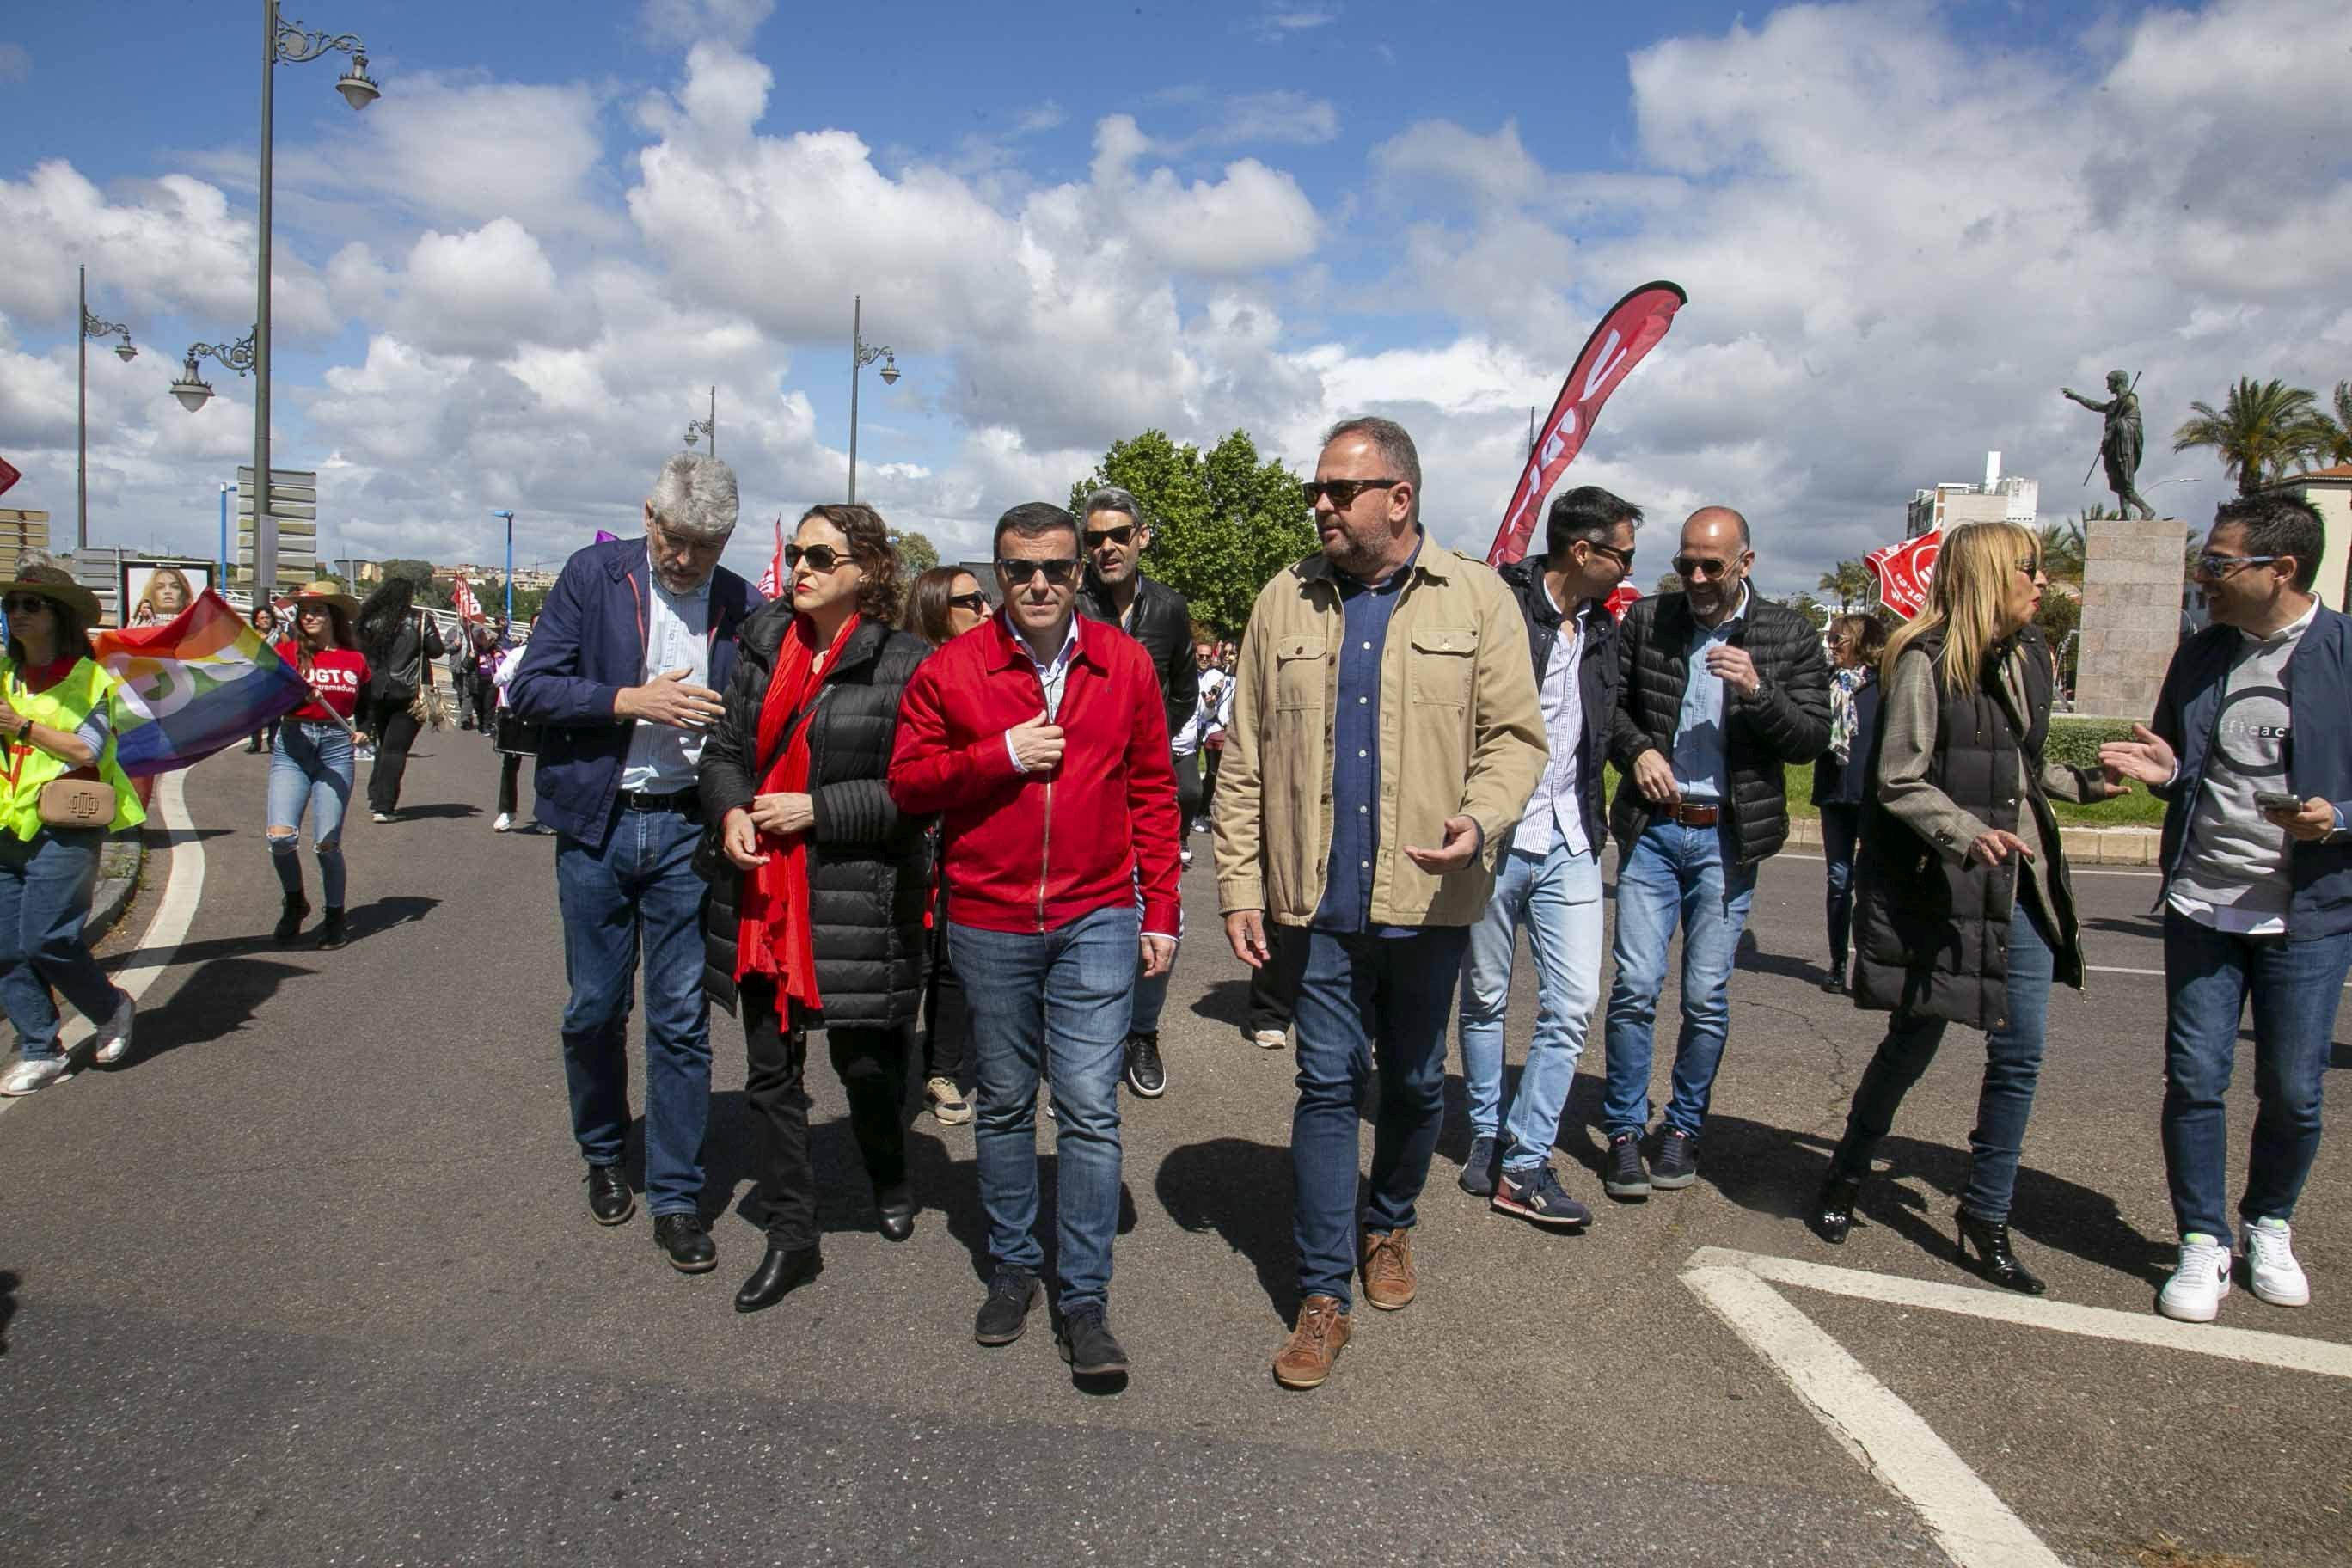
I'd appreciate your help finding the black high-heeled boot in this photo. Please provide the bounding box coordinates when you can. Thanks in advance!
[734,1240,822,1313]
[1955,1209,2046,1295]
[273,893,310,946]
[1809,1172,1864,1245]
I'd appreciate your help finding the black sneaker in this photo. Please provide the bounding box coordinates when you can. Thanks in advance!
[653,1212,718,1272]
[1124,1031,1167,1098]
[1651,1128,1700,1189]
[975,1269,1042,1346]
[585,1162,635,1225]
[1491,1165,1592,1229]
[1055,1306,1130,1376]
[1602,1132,1651,1200]
[1457,1135,1500,1197]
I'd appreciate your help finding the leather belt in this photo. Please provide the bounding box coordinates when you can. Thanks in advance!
[616,787,698,813]
[1658,802,1720,828]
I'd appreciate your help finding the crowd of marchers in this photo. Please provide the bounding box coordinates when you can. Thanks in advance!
[9,416,2335,1388]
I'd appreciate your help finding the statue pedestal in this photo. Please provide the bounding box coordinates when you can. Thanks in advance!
[2074,517,2187,720]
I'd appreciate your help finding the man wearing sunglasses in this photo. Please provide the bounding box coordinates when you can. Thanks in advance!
[508,453,763,1277]
[1216,416,1545,1390]
[2098,493,2352,1324]
[1074,486,1200,1100]
[890,501,1182,1379]
[1600,506,1829,1199]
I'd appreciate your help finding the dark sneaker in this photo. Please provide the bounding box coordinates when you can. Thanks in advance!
[1457,1135,1500,1197]
[1651,1128,1700,1189]
[975,1269,1043,1346]
[1124,1031,1167,1098]
[653,1212,717,1272]
[1491,1165,1592,1229]
[1602,1132,1651,1200]
[1055,1306,1130,1376]
[585,1163,635,1226]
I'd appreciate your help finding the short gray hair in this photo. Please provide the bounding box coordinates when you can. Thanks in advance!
[646,453,739,542]
[1081,486,1143,528]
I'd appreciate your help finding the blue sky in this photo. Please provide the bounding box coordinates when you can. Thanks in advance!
[3,0,2348,596]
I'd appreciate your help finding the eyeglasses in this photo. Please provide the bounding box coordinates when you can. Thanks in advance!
[2196,552,2280,578]
[1301,478,1403,508]
[1584,542,1636,574]
[947,591,989,613]
[1,595,51,615]
[1082,524,1136,549]
[785,542,854,574]
[1673,555,1736,580]
[995,557,1080,586]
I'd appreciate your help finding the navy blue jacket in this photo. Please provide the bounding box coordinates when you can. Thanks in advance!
[507,536,763,851]
[2149,603,2352,940]
[1495,559,1619,856]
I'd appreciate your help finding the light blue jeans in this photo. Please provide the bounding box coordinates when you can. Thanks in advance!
[952,902,1138,1314]
[267,719,352,909]
[1458,842,1605,1172]
[1602,821,1758,1137]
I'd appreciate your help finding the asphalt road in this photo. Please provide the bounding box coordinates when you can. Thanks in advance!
[1,735,2345,1566]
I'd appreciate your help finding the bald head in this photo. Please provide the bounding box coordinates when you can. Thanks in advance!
[1682,506,1750,553]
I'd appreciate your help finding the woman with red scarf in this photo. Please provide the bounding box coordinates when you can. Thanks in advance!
[698,504,931,1314]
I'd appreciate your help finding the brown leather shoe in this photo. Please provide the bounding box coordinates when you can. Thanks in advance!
[1361,1228,1417,1310]
[1271,1295,1352,1389]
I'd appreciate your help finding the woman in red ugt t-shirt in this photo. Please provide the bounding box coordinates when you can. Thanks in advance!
[268,588,369,950]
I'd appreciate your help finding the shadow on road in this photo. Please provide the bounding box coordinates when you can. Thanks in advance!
[385,803,481,823]
[1155,1136,1293,1319]
[1190,978,1249,1029]
[0,1268,17,1355]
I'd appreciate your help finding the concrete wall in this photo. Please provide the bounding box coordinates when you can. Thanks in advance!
[2075,517,2188,720]
[2293,480,2351,612]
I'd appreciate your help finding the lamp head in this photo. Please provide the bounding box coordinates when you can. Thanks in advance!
[171,357,214,413]
[113,340,138,364]
[878,353,901,387]
[683,427,698,447]
[335,58,380,111]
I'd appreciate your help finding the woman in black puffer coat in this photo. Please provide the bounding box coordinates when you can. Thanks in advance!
[697,503,930,1313]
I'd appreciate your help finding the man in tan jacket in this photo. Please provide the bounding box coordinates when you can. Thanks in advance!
[1216,416,1546,1390]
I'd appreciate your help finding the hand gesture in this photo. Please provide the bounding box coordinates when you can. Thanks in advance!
[1705,644,1761,696]
[1225,910,1271,970]
[749,792,814,837]
[1968,828,2034,867]
[619,666,725,728]
[1141,934,1176,977]
[2264,795,2337,842]
[2098,724,2176,787]
[1007,708,1065,772]
[1631,748,1680,805]
[721,806,769,870]
[1404,815,1480,874]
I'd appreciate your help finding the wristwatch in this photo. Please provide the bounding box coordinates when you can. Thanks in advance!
[13,716,29,742]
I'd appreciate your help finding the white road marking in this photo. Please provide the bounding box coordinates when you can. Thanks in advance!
[0,771,204,1117]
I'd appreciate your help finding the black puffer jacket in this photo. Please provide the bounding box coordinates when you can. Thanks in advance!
[695,609,931,1026]
[1078,573,1197,747]
[1494,559,1619,855]
[1607,591,1831,867]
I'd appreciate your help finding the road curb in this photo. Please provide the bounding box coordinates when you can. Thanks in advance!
[88,827,147,945]
[1782,814,2161,865]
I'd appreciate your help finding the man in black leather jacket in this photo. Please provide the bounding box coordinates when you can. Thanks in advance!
[1076,486,1199,1100]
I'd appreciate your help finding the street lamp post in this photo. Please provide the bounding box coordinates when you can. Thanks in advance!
[218,482,235,585]
[683,386,715,456]
[846,295,899,504]
[77,266,138,551]
[491,511,515,624]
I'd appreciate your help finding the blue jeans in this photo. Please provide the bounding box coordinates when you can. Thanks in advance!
[554,804,712,1217]
[2160,910,2352,1248]
[952,902,1138,1314]
[1293,924,1470,1308]
[1829,900,2055,1222]
[1819,803,1860,972]
[1458,843,1604,1172]
[1128,861,1186,1037]
[0,827,116,1062]
[267,720,353,909]
[1602,822,1758,1137]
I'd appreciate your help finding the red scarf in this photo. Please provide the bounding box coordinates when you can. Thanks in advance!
[734,613,861,1003]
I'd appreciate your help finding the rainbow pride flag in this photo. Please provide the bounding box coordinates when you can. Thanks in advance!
[92,590,314,777]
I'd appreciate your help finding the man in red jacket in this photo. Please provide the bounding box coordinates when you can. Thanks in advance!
[890,501,1181,1381]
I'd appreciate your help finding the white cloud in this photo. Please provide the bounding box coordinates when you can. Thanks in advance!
[1246,7,1338,42]
[641,0,775,49]
[391,219,585,357]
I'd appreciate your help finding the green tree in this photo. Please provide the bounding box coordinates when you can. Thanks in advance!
[1654,570,1684,597]
[1817,559,1872,609]
[891,528,940,578]
[2171,377,2327,494]
[2034,588,2083,685]
[1068,427,1314,634]
[2314,379,2352,469]
[1781,590,1829,628]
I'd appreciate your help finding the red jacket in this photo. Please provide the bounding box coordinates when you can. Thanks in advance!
[890,613,1181,937]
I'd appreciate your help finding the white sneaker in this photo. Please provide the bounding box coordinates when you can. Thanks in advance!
[493,812,514,832]
[92,989,135,1064]
[2243,1217,2311,1308]
[0,1057,68,1096]
[371,811,391,824]
[1179,848,1194,867]
[1253,1028,1289,1050]
[2159,1234,2234,1321]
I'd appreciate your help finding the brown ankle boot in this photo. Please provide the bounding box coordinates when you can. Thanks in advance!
[1272,1295,1352,1389]
[1360,1228,1417,1311]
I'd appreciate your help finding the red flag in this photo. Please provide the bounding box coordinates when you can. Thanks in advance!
[1487,280,1687,567]
[0,456,19,497]
[1604,582,1640,621]
[1865,530,1943,619]
[755,517,784,600]
[452,574,481,622]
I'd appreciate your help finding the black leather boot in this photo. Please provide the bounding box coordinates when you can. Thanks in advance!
[273,893,310,946]
[1810,1172,1864,1245]
[734,1241,822,1312]
[315,908,348,950]
[1956,1209,2047,1295]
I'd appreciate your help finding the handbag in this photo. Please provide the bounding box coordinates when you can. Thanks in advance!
[406,613,448,728]
[38,777,114,828]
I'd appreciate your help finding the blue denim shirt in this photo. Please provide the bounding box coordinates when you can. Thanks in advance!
[1669,584,1748,805]
[1312,542,1420,934]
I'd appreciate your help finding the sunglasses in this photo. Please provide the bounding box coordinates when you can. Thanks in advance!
[1301,478,1403,508]
[1082,524,1136,549]
[1673,555,1736,580]
[947,591,989,613]
[1,595,51,615]
[785,543,854,573]
[996,557,1080,586]
[2197,552,2280,578]
[1585,542,1636,573]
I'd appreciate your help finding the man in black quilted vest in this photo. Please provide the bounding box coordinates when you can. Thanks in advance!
[1600,506,1830,1197]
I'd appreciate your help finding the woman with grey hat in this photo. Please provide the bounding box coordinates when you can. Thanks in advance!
[0,560,144,1096]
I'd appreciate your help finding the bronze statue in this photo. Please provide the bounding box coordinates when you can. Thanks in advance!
[2061,371,2155,519]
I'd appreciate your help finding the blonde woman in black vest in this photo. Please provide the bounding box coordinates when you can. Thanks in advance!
[1810,522,2125,1293]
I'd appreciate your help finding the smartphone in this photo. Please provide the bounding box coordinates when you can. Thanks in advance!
[2255,791,2301,812]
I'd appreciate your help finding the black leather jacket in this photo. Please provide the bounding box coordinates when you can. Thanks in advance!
[1077,572,1198,747]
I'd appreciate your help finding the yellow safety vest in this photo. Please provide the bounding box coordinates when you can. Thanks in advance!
[0,656,147,840]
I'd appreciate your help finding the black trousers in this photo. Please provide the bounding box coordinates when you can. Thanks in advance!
[364,695,421,815]
[1246,920,1308,1035]
[919,918,969,1086]
[496,753,533,818]
[741,975,910,1249]
[1199,744,1222,822]
[469,683,495,732]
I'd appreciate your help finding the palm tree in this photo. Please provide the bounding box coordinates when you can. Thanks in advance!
[2172,377,2327,493]
[1817,559,1873,609]
[2314,379,2352,469]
